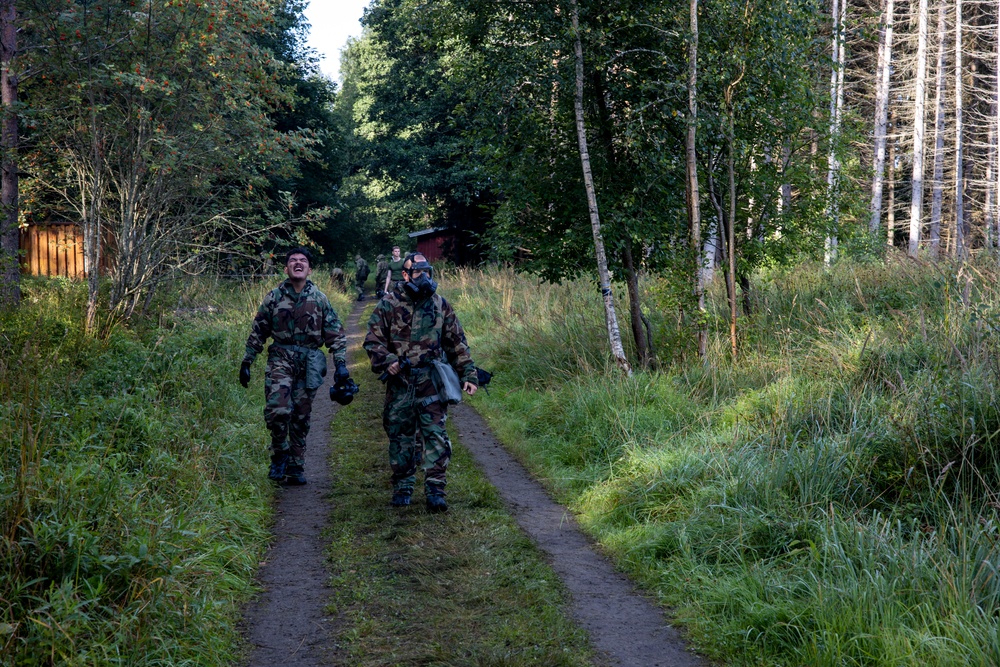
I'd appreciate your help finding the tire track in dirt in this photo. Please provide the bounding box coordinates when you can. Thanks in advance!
[239,304,365,667]
[241,302,706,666]
[451,404,708,667]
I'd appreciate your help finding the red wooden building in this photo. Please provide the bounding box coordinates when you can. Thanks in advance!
[407,227,455,263]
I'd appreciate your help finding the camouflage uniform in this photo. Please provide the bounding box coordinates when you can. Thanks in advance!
[363,287,476,497]
[354,256,370,298]
[244,279,346,474]
[374,255,389,297]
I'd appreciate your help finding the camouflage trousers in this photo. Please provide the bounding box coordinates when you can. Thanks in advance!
[382,372,452,496]
[264,348,317,472]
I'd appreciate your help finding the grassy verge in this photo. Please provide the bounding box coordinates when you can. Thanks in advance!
[442,258,1000,667]
[322,304,596,666]
[0,274,352,666]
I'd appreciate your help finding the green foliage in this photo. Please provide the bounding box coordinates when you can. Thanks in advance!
[446,259,1000,666]
[17,0,336,320]
[0,278,274,665]
[333,0,492,260]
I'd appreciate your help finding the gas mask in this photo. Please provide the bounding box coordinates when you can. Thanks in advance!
[403,273,437,300]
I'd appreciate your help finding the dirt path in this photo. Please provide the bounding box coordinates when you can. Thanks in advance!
[451,404,707,667]
[241,303,707,667]
[239,305,365,667]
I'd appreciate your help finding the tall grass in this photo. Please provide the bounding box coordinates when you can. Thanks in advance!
[444,257,1000,666]
[0,273,352,666]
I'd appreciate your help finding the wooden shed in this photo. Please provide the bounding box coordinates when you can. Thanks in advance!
[19,221,107,279]
[407,227,454,263]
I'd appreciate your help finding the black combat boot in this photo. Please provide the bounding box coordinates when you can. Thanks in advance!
[282,463,307,485]
[425,484,447,513]
[425,494,447,513]
[268,450,288,482]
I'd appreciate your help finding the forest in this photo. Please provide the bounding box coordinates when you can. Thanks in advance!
[3,0,1000,665]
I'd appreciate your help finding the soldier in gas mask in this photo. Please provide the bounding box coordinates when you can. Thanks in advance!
[363,253,478,512]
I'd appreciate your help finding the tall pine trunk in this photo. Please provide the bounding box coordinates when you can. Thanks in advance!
[888,110,897,245]
[929,0,946,258]
[870,0,894,235]
[908,0,929,257]
[0,0,18,308]
[569,0,631,374]
[687,0,707,358]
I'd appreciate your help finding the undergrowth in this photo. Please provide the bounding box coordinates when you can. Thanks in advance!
[447,255,1000,666]
[0,273,352,666]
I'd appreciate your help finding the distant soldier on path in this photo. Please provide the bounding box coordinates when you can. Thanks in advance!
[383,245,405,295]
[330,266,347,293]
[354,254,370,301]
[363,252,478,512]
[374,254,389,299]
[240,247,351,485]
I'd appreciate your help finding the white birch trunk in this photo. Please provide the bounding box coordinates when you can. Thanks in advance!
[929,1,946,258]
[953,0,965,259]
[687,0,707,358]
[826,0,846,264]
[870,0,894,235]
[569,0,631,374]
[701,222,719,286]
[908,0,929,257]
[996,8,1000,256]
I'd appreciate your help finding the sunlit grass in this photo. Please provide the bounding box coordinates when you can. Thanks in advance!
[0,275,296,666]
[445,256,1000,666]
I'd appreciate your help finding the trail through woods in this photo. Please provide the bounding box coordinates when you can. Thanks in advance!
[239,304,706,667]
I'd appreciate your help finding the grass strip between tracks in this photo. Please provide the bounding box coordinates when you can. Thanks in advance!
[322,305,596,667]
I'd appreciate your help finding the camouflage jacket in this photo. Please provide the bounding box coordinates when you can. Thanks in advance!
[363,288,476,384]
[375,259,389,285]
[244,279,346,365]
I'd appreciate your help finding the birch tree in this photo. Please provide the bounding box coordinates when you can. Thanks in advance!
[908,0,930,256]
[826,0,846,264]
[870,0,895,236]
[569,0,631,374]
[688,0,707,358]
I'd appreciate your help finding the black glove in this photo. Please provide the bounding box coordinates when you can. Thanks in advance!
[239,360,252,388]
[334,361,350,383]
